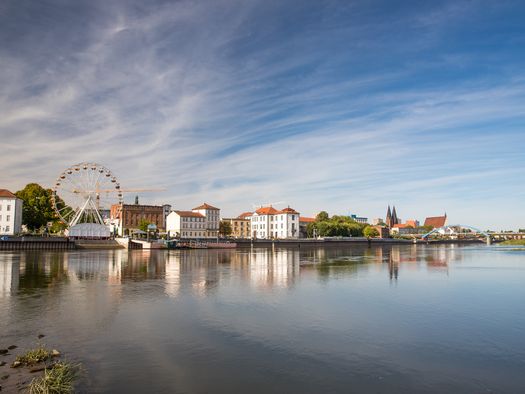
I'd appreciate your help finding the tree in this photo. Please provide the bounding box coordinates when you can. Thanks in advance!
[219,220,232,237]
[15,183,57,231]
[363,226,379,238]
[316,211,330,222]
[138,219,151,232]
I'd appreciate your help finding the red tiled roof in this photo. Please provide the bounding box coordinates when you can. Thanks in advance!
[0,189,17,198]
[424,215,447,228]
[255,206,280,215]
[300,217,315,223]
[279,207,299,214]
[192,203,219,210]
[237,212,253,219]
[174,210,205,218]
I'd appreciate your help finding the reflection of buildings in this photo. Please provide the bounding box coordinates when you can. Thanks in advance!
[0,254,19,297]
[249,249,300,289]
[163,248,301,297]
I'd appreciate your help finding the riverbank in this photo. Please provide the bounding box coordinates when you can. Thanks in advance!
[499,239,525,246]
[0,236,488,251]
[0,338,80,393]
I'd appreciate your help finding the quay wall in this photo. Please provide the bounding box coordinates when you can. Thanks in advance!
[0,237,75,251]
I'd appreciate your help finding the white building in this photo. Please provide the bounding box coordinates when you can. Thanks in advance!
[192,203,220,238]
[166,211,207,239]
[0,189,23,236]
[249,206,300,239]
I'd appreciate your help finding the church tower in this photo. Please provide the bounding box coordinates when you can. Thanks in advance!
[392,206,399,226]
[386,206,392,228]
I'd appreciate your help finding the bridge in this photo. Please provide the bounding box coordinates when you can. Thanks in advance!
[421,224,525,245]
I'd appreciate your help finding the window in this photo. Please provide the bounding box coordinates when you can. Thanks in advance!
[7,205,10,211]
[292,215,295,220]
[5,226,9,232]
[6,215,10,221]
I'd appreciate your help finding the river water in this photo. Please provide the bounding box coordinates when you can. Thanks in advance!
[1,244,524,393]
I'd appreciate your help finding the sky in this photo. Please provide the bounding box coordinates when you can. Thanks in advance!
[1,0,525,230]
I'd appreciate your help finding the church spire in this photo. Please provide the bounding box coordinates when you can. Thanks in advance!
[386,205,392,227]
[392,206,398,225]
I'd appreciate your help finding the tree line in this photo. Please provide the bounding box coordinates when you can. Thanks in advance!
[306,211,379,238]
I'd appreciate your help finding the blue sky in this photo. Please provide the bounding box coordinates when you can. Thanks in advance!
[1,0,524,229]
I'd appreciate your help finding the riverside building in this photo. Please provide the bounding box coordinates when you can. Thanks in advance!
[110,202,165,236]
[166,211,206,238]
[223,213,251,238]
[166,203,221,239]
[192,203,220,238]
[0,189,23,235]
[249,206,300,239]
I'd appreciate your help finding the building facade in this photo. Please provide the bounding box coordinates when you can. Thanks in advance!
[0,189,23,236]
[350,214,368,224]
[249,206,300,239]
[299,217,315,238]
[192,203,220,238]
[110,203,165,235]
[222,216,251,238]
[166,211,206,238]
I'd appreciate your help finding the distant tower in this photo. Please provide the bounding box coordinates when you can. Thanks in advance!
[134,195,139,205]
[392,206,399,226]
[386,206,392,228]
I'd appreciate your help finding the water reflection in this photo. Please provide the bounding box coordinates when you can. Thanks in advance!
[1,245,524,394]
[0,245,467,298]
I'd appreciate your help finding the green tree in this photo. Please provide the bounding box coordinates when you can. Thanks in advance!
[316,211,330,222]
[219,220,233,237]
[15,183,56,231]
[138,219,151,232]
[363,226,380,238]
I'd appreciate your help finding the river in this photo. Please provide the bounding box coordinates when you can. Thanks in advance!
[1,244,524,393]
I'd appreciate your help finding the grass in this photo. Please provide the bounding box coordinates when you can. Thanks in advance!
[15,346,52,366]
[28,362,81,394]
[499,239,525,246]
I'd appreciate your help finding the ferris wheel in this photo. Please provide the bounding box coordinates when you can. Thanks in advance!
[51,162,123,227]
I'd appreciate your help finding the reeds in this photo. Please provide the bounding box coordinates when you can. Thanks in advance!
[28,361,81,394]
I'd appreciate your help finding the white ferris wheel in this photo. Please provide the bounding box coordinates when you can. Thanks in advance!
[51,162,123,227]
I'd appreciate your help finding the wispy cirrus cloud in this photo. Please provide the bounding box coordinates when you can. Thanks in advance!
[1,0,524,229]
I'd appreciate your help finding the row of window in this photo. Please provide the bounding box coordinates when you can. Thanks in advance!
[182,217,205,222]
[253,223,287,230]
[181,231,205,237]
[0,215,11,222]
[0,226,10,232]
[183,223,205,229]
[252,214,296,222]
[0,205,11,211]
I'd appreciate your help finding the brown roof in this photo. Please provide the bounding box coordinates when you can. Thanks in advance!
[255,206,280,215]
[173,210,205,218]
[192,203,219,210]
[237,212,253,219]
[0,189,17,198]
[300,217,315,223]
[424,215,447,228]
[279,207,299,214]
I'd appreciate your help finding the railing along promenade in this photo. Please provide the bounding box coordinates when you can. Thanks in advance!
[0,237,75,251]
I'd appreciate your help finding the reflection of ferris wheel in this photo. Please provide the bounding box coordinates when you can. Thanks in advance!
[51,162,123,227]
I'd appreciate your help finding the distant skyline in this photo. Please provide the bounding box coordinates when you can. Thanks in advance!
[1,0,524,229]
